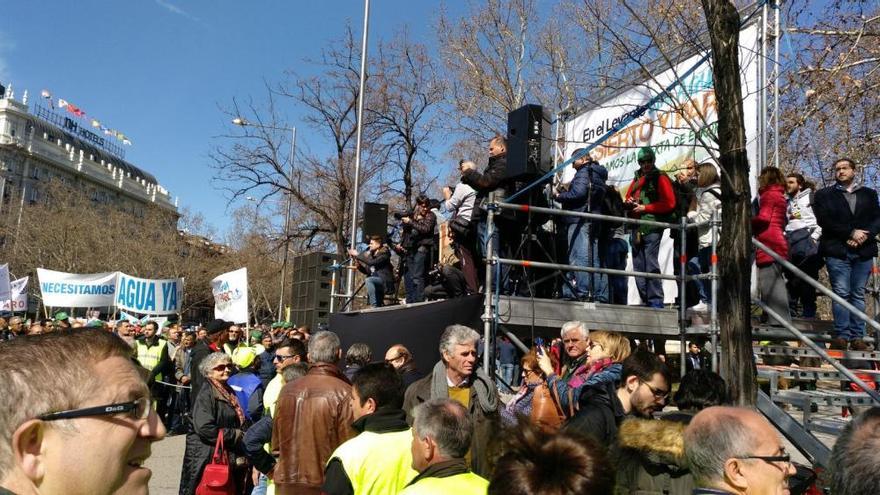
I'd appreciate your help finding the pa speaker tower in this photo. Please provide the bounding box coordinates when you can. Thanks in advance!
[506,104,551,180]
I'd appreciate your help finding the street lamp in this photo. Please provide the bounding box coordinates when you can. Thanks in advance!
[232,117,297,322]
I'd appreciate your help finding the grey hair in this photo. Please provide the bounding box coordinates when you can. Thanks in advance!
[345,343,373,367]
[308,330,341,364]
[199,352,232,378]
[560,321,588,339]
[439,325,480,357]
[683,408,761,485]
[829,407,880,495]
[281,362,309,384]
[412,398,473,459]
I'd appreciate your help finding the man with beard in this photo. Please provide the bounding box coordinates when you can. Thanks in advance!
[566,349,670,444]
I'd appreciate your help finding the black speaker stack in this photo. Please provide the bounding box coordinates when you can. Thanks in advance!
[506,104,551,180]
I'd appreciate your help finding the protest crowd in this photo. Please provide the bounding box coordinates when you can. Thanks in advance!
[0,134,879,495]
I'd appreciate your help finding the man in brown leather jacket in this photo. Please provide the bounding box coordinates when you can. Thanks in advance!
[272,331,354,495]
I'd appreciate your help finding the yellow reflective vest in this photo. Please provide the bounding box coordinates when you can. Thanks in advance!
[328,428,417,495]
[262,373,285,495]
[397,471,489,495]
[135,339,167,381]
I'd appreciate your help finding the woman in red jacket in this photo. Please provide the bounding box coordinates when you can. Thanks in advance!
[753,166,792,325]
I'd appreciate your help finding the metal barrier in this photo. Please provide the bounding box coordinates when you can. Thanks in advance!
[482,194,721,378]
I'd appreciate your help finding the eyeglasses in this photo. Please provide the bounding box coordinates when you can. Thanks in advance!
[212,364,233,371]
[588,342,604,350]
[273,354,296,361]
[640,380,669,400]
[735,453,792,472]
[38,397,151,422]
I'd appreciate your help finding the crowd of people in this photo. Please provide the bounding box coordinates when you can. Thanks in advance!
[347,137,880,353]
[3,321,880,495]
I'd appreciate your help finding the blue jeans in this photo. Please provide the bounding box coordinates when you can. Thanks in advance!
[365,276,385,307]
[478,220,510,293]
[632,231,663,307]
[404,247,428,303]
[496,362,518,391]
[601,237,629,305]
[825,253,873,340]
[563,222,608,302]
[697,246,713,303]
[251,473,268,495]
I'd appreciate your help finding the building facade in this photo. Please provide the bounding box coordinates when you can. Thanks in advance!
[0,89,178,231]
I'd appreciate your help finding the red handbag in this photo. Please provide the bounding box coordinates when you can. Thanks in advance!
[195,430,236,495]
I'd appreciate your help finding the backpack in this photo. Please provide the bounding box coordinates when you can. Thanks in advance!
[600,187,625,237]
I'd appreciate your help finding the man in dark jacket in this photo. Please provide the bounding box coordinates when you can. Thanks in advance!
[273,331,354,495]
[813,158,880,345]
[349,236,395,307]
[188,318,232,411]
[462,134,514,291]
[624,146,676,308]
[323,363,417,494]
[566,349,670,444]
[385,344,425,388]
[402,325,498,478]
[393,196,436,303]
[555,148,608,302]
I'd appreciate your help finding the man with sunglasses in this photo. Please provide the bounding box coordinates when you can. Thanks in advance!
[0,328,166,495]
[567,349,670,445]
[403,325,498,478]
[684,406,797,494]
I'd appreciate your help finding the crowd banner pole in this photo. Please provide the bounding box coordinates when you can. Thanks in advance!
[752,238,880,335]
[482,194,496,375]
[678,218,687,378]
[710,209,720,372]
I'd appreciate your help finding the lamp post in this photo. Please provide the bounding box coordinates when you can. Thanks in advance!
[232,118,296,321]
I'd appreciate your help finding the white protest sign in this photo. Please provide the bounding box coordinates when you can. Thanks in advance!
[211,268,248,323]
[1,277,29,312]
[115,273,184,316]
[37,268,118,308]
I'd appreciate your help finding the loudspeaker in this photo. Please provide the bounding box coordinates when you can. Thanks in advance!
[362,202,388,242]
[506,104,551,180]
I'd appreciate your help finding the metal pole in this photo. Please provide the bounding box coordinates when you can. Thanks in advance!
[756,300,880,404]
[345,0,371,299]
[278,127,296,321]
[710,208,719,372]
[773,0,780,170]
[482,194,496,374]
[329,263,337,313]
[752,237,880,334]
[679,218,687,378]
[760,2,768,171]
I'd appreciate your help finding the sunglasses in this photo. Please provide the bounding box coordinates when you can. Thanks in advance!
[212,364,233,372]
[38,397,151,422]
[273,354,296,361]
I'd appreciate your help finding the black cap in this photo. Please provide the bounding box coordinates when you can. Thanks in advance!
[205,319,233,335]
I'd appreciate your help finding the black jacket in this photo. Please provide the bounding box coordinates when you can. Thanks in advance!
[179,383,248,495]
[814,184,880,259]
[462,154,510,222]
[355,246,395,293]
[564,380,626,444]
[188,340,216,411]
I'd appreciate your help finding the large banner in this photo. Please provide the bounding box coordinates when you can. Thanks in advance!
[115,273,184,316]
[561,24,760,192]
[37,268,117,308]
[211,268,248,323]
[1,277,29,312]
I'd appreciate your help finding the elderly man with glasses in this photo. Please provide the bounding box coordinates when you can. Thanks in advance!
[0,329,166,495]
[684,406,797,494]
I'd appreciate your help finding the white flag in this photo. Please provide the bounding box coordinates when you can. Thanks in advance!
[211,268,248,324]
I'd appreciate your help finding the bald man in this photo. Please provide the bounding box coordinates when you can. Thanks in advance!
[384,344,424,387]
[684,406,796,494]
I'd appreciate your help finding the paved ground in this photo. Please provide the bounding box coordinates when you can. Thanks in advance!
[146,433,185,495]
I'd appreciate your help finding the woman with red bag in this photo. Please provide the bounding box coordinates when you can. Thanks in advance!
[179,352,251,495]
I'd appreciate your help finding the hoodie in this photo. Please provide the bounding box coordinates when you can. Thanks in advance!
[614,417,695,495]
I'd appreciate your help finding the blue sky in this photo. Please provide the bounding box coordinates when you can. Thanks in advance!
[1,0,464,236]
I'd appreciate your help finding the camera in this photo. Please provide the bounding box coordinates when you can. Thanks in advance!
[392,210,413,220]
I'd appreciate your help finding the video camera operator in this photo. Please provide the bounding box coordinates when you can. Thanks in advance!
[348,236,395,307]
[392,195,436,303]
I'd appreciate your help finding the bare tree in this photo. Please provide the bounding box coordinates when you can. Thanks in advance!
[370,32,446,208]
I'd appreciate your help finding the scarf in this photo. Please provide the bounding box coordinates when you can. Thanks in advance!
[429,360,498,413]
[208,377,246,426]
[505,382,539,417]
[585,357,614,379]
